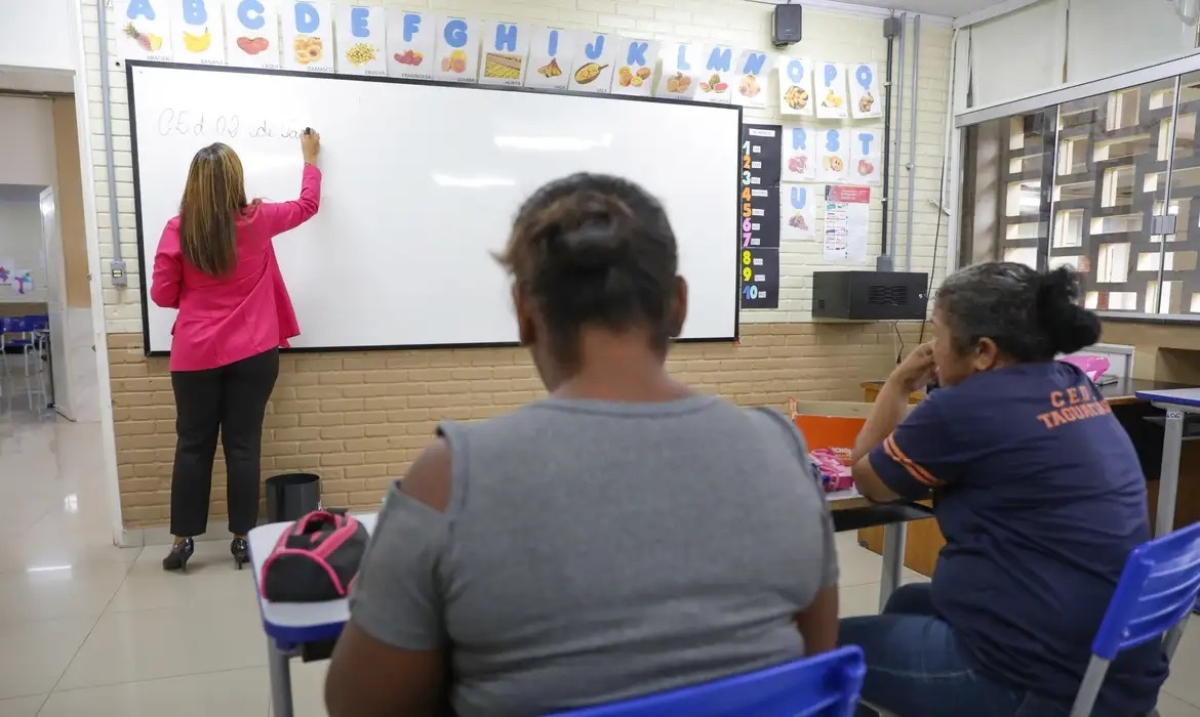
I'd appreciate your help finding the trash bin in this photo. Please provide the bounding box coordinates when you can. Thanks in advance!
[265,472,321,523]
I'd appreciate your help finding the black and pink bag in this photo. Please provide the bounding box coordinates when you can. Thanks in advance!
[260,511,369,603]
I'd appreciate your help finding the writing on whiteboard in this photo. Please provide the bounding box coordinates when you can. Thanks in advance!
[157,109,308,141]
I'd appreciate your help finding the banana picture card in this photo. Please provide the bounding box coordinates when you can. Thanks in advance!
[282,1,334,73]
[611,38,660,97]
[386,10,435,80]
[777,57,814,117]
[525,26,576,91]
[115,0,174,61]
[226,0,280,69]
[569,32,617,93]
[479,21,533,87]
[335,5,386,76]
[816,62,849,119]
[434,16,480,83]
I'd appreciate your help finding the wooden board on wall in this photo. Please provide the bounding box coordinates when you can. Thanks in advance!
[51,96,90,309]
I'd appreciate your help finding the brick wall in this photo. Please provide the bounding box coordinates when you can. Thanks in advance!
[109,322,923,526]
[78,0,953,532]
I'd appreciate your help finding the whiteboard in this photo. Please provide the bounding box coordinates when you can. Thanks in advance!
[128,63,741,354]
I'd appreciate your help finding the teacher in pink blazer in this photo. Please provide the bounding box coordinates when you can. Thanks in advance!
[151,131,321,572]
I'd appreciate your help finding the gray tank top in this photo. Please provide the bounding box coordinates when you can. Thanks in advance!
[350,394,838,717]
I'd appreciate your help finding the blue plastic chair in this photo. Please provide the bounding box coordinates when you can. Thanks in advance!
[0,316,32,375]
[545,646,865,717]
[1069,521,1200,717]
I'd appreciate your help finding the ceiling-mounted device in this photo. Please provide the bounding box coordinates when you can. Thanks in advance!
[773,3,803,47]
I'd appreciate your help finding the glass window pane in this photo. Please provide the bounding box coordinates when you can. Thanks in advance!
[1049,77,1175,315]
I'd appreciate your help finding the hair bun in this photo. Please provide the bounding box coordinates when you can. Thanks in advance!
[537,192,635,273]
[1035,266,1101,355]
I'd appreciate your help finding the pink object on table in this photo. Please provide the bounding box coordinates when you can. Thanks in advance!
[809,448,855,493]
[1059,355,1110,383]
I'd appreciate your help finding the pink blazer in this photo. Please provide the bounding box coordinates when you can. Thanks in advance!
[151,164,322,372]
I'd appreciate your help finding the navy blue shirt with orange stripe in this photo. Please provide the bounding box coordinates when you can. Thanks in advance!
[869,361,1167,714]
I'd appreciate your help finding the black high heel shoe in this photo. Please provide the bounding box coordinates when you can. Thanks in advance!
[162,538,195,572]
[231,537,249,570]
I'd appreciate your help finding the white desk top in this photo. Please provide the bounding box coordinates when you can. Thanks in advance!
[1135,387,1200,408]
[249,489,868,642]
[248,513,378,643]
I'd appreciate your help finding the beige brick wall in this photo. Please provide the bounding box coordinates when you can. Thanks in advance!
[110,322,921,527]
[78,0,954,531]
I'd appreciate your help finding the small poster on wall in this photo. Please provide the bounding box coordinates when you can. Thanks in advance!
[435,16,481,83]
[781,184,817,241]
[170,0,226,65]
[480,20,532,87]
[850,62,883,119]
[851,130,883,185]
[115,0,174,61]
[781,125,817,182]
[283,1,334,73]
[611,37,659,96]
[731,49,769,108]
[12,270,33,296]
[225,0,281,70]
[386,9,435,79]
[525,26,575,90]
[777,56,814,116]
[569,32,617,93]
[335,5,387,76]
[740,124,782,250]
[0,259,13,285]
[816,62,848,119]
[824,185,871,263]
[657,43,703,101]
[694,45,737,104]
[818,127,850,183]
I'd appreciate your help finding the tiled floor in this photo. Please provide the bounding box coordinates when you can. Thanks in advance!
[0,411,1198,716]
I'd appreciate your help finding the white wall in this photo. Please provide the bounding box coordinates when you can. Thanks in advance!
[0,0,77,71]
[0,97,56,187]
[0,200,48,303]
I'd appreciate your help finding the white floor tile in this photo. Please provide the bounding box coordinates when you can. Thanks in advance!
[108,541,259,613]
[57,601,267,690]
[0,694,47,717]
[1157,691,1200,717]
[0,616,96,699]
[1163,621,1200,708]
[39,668,270,717]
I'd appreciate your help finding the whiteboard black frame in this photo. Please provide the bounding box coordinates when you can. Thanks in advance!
[125,60,744,356]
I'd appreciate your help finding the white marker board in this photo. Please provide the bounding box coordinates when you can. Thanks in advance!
[127,62,741,353]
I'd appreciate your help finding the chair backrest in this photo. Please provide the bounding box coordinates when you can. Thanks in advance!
[0,316,27,334]
[545,646,865,717]
[1091,521,1200,661]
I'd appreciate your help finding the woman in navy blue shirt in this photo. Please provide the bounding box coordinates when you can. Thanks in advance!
[842,263,1168,716]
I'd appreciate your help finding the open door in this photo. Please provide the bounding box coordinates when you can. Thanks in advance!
[40,187,70,419]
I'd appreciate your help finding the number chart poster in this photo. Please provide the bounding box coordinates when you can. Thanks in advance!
[740,123,782,309]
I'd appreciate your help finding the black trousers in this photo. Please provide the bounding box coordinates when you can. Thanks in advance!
[169,348,279,537]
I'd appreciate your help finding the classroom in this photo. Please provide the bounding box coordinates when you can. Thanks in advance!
[1,0,1200,715]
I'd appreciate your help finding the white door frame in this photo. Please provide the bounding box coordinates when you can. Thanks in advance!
[39,186,70,420]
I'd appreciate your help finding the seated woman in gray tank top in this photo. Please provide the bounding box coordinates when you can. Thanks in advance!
[324,174,840,717]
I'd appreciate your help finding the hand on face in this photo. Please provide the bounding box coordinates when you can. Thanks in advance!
[890,341,937,393]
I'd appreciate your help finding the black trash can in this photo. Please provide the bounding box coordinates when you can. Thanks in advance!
[265,472,321,523]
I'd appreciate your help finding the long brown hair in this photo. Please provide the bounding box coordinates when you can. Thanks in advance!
[178,143,247,276]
